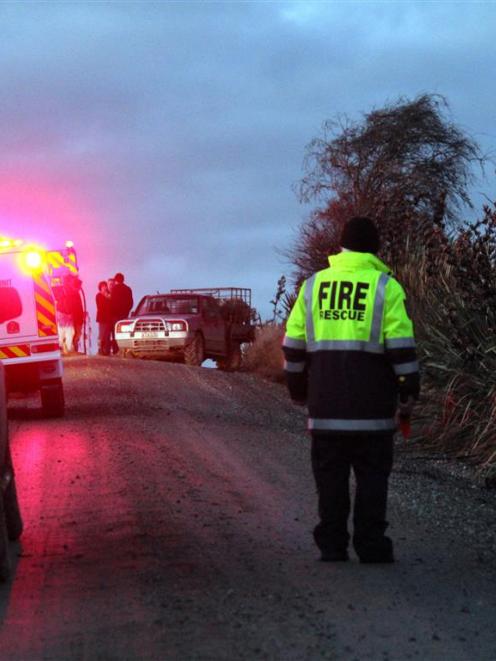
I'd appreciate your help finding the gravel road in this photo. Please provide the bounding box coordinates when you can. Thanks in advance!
[1,356,495,660]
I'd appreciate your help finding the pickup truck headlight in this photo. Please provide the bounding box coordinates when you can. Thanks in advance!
[116,322,133,333]
[166,321,186,332]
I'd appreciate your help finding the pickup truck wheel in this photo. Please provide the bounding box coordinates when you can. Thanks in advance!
[184,333,205,367]
[41,379,65,418]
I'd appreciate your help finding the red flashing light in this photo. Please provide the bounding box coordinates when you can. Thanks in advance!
[25,250,43,269]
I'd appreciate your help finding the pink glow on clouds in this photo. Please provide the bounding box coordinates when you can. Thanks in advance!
[0,175,107,285]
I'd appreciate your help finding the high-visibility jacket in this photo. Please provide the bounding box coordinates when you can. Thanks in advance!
[282,251,420,434]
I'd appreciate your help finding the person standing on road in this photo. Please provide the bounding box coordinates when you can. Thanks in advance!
[109,273,133,356]
[282,216,420,563]
[110,273,133,319]
[96,281,112,356]
[55,276,76,355]
[70,277,85,353]
[106,277,118,355]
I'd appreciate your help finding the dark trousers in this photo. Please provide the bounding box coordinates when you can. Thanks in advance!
[311,433,394,559]
[98,322,112,356]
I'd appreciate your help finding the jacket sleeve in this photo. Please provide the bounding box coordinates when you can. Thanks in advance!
[383,278,420,400]
[282,281,308,403]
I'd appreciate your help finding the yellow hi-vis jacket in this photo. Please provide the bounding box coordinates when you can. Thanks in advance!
[282,251,420,434]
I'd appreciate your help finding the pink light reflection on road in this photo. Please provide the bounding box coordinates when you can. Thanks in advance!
[1,425,92,657]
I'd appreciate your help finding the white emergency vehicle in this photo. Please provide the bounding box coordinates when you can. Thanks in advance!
[0,238,64,417]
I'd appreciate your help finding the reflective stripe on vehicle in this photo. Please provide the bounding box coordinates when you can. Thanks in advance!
[393,361,419,375]
[284,360,306,373]
[308,417,396,432]
[0,344,31,359]
[33,274,57,337]
[46,250,78,274]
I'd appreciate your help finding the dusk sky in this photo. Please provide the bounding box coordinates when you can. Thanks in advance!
[1,2,495,329]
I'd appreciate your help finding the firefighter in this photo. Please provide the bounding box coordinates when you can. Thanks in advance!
[55,276,76,355]
[282,216,420,563]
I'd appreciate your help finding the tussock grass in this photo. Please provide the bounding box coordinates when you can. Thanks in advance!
[243,325,285,383]
[396,206,496,476]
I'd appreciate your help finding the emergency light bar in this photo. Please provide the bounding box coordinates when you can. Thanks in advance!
[0,238,23,250]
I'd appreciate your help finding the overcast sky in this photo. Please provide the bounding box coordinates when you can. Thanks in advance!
[1,1,495,324]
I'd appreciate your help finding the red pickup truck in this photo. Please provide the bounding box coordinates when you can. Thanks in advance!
[115,287,255,370]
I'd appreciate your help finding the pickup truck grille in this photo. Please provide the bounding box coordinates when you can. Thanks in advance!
[134,319,165,333]
[133,340,170,351]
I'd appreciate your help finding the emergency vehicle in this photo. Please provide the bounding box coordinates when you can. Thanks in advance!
[0,237,69,417]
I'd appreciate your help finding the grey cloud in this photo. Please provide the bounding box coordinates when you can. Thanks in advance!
[0,2,495,324]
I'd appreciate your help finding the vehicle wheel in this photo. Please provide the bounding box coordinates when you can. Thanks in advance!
[184,333,205,366]
[0,365,12,582]
[41,379,65,418]
[0,497,10,582]
[217,342,242,371]
[2,447,22,541]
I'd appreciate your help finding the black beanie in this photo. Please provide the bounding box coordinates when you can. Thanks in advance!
[340,216,380,254]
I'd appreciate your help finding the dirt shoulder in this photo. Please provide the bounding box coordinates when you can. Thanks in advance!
[1,356,495,660]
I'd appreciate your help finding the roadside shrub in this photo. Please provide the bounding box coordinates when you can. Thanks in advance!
[397,204,496,476]
[243,324,285,382]
[220,298,252,324]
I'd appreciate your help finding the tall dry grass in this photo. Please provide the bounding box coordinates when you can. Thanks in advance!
[397,205,496,476]
[243,324,285,382]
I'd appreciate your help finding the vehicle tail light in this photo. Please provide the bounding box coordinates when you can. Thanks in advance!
[166,320,187,332]
[32,343,60,353]
[6,321,20,334]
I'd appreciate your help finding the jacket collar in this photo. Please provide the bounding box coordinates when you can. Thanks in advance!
[328,251,392,274]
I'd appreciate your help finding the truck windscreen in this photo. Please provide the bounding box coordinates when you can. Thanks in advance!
[139,297,199,315]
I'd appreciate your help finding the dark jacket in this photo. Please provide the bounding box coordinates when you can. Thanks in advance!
[283,251,420,434]
[110,283,133,320]
[96,292,112,324]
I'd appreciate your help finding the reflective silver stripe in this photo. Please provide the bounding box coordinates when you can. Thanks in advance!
[305,275,316,344]
[393,361,419,375]
[284,360,306,373]
[370,272,389,344]
[307,339,384,354]
[308,418,396,432]
[283,335,306,350]
[385,337,416,349]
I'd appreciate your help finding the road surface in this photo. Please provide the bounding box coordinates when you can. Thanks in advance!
[1,356,495,660]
